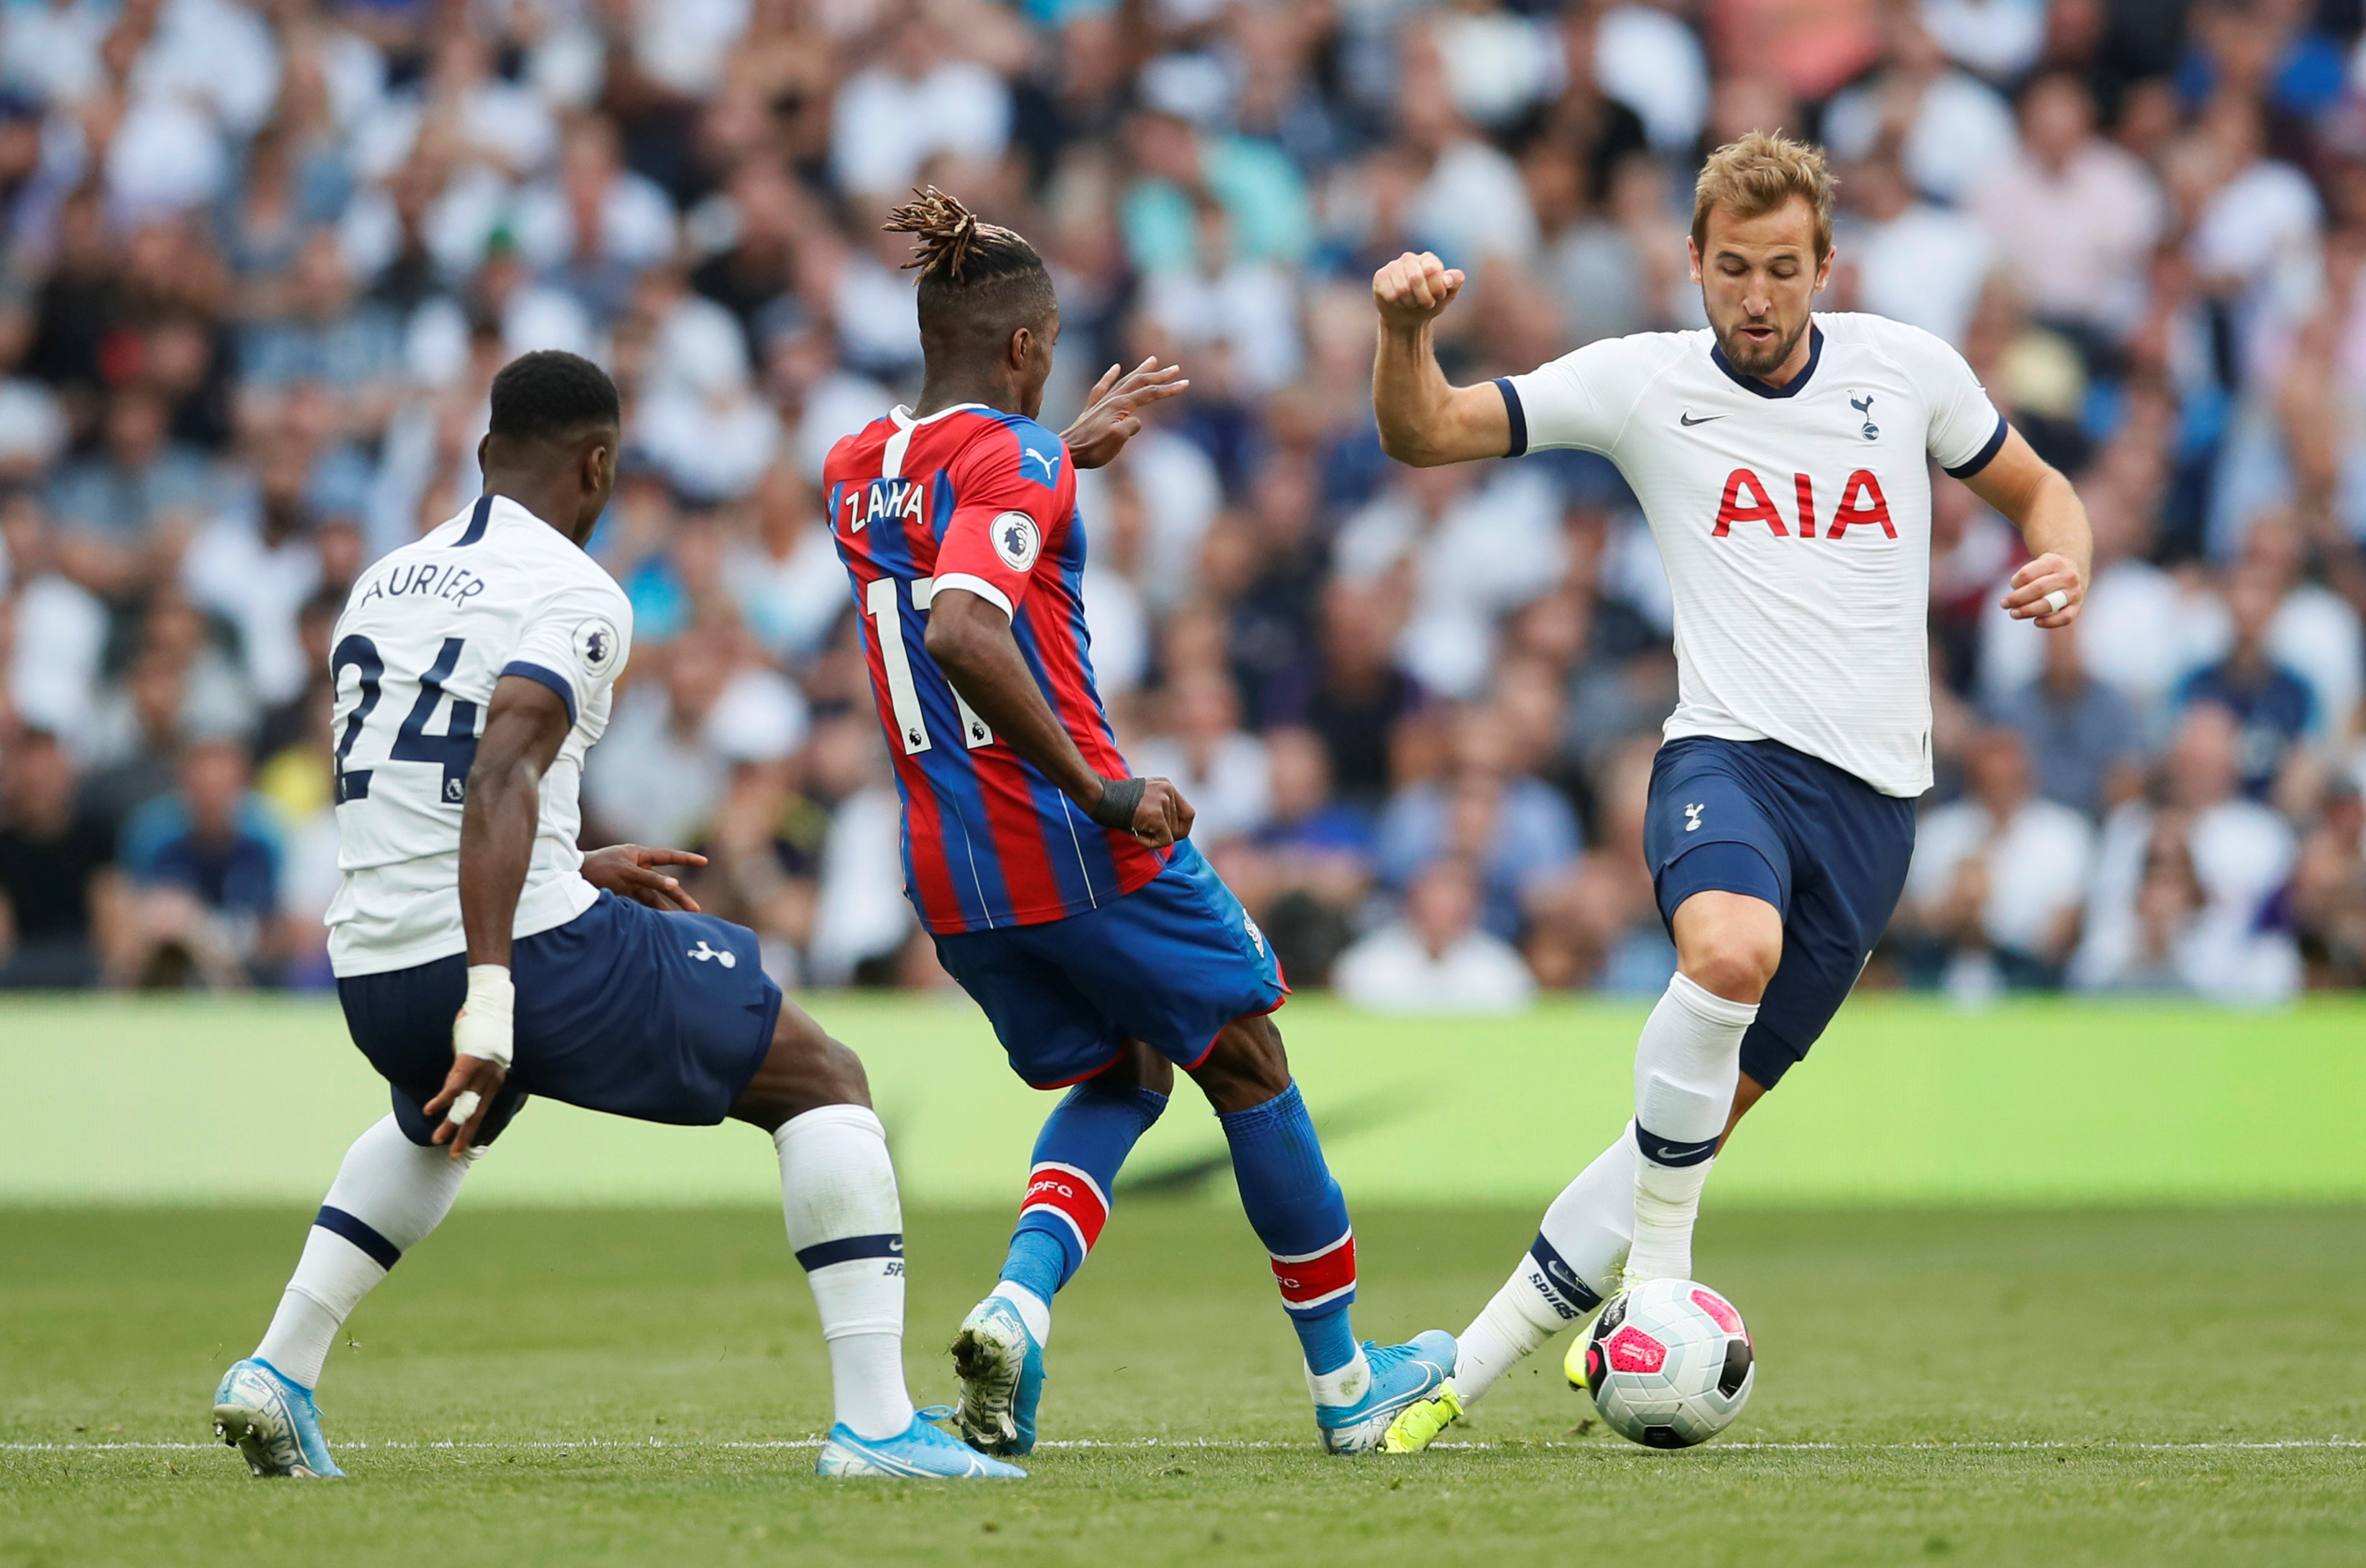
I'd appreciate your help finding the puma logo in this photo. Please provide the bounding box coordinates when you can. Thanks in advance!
[1021,447,1060,481]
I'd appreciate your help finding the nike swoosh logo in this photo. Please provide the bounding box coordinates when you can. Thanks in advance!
[1679,412,1725,427]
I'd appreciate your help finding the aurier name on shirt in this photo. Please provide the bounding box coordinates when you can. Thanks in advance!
[323,495,634,978]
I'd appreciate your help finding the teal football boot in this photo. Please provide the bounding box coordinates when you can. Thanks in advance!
[1313,1330,1458,1455]
[948,1294,1045,1457]
[213,1358,344,1479]
[815,1408,1027,1477]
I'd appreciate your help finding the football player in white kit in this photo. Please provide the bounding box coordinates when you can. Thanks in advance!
[1368,134,2095,1449]
[211,351,1021,1481]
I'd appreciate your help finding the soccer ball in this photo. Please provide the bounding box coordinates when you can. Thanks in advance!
[1564,1278,1755,1449]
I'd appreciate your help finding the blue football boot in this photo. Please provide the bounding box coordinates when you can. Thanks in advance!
[815,1407,1027,1478]
[1313,1330,1458,1455]
[213,1358,344,1479]
[948,1294,1045,1456]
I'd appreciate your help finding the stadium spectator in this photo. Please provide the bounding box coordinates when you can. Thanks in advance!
[2073,704,2301,1003]
[1131,664,1272,849]
[0,728,118,988]
[1374,704,1579,942]
[1967,70,2165,343]
[2292,778,2366,987]
[1221,724,1374,988]
[1522,734,1668,995]
[2174,565,2317,799]
[1332,856,1534,1013]
[1897,725,2097,995]
[1987,618,2145,820]
[114,737,292,988]
[585,628,736,848]
[1,491,106,745]
[180,429,328,709]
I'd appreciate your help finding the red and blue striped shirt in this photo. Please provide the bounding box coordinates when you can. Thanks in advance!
[826,402,1168,934]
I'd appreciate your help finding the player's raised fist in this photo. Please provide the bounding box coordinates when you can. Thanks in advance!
[1373,251,1466,330]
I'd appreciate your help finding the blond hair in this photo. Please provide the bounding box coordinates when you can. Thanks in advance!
[1690,131,1837,261]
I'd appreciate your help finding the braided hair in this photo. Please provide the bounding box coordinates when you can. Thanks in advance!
[883,187,1057,365]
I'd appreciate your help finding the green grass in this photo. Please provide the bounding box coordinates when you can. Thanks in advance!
[3,1203,2362,1567]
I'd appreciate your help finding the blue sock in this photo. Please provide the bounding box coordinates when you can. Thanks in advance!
[1216,1082,1359,1378]
[999,1081,1168,1300]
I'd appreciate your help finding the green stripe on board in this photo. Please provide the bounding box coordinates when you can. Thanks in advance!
[6,994,2356,1206]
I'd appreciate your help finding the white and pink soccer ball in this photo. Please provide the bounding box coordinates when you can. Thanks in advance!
[1569,1278,1755,1448]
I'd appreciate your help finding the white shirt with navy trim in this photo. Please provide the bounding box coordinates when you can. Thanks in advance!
[1500,311,2007,797]
[323,494,635,977]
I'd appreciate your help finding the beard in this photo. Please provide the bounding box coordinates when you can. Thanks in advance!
[1712,312,1809,379]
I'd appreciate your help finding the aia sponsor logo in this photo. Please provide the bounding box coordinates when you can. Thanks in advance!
[1712,468,1895,540]
[1604,1325,1668,1374]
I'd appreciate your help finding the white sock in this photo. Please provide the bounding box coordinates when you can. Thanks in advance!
[1629,973,1757,1283]
[991,1279,1053,1347]
[1305,1344,1372,1408]
[1453,1129,1637,1404]
[255,1115,475,1389]
[776,1105,914,1442]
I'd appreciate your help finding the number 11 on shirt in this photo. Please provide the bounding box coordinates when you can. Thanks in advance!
[864,575,995,755]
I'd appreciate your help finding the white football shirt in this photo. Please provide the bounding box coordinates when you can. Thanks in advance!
[324,494,634,977]
[1502,312,2007,797]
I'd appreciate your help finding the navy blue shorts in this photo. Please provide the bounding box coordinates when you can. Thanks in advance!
[932,839,1287,1089]
[1643,736,1916,1090]
[338,891,782,1147]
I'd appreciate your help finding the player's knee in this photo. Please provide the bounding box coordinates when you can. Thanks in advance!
[1680,922,1782,1004]
[1091,1039,1175,1098]
[731,1004,872,1131]
[1186,1016,1290,1114]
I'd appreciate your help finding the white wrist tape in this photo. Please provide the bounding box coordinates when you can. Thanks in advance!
[452,965,515,1070]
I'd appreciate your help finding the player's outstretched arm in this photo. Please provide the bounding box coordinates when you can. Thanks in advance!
[424,675,573,1156]
[1371,250,1513,467]
[1961,426,2093,631]
[924,586,1193,847]
[1062,356,1188,470]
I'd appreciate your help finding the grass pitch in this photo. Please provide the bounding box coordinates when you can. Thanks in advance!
[3,1202,2362,1567]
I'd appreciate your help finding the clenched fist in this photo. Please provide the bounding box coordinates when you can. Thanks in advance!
[1373,251,1467,331]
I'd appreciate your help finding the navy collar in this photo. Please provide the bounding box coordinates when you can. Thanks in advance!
[1710,323,1822,399]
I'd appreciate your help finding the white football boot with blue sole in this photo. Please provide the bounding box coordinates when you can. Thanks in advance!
[948,1295,1045,1456]
[213,1358,344,1478]
[815,1408,1027,1478]
[1313,1330,1458,1455]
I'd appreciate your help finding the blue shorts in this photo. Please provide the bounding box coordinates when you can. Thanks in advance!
[1643,737,1916,1090]
[932,840,1287,1088]
[338,891,782,1146]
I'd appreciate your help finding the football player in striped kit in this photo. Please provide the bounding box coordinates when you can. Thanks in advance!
[826,189,1453,1457]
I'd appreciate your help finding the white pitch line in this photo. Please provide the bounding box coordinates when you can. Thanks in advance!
[5,1438,2359,1455]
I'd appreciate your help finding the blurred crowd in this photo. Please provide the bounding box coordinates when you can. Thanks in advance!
[1,0,2365,1008]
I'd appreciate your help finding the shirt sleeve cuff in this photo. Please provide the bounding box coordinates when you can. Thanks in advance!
[931,572,1015,618]
[499,660,578,725]
[1494,376,1528,458]
[1944,413,2010,479]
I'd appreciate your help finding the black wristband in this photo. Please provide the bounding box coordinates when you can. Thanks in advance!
[1089,776,1145,830]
